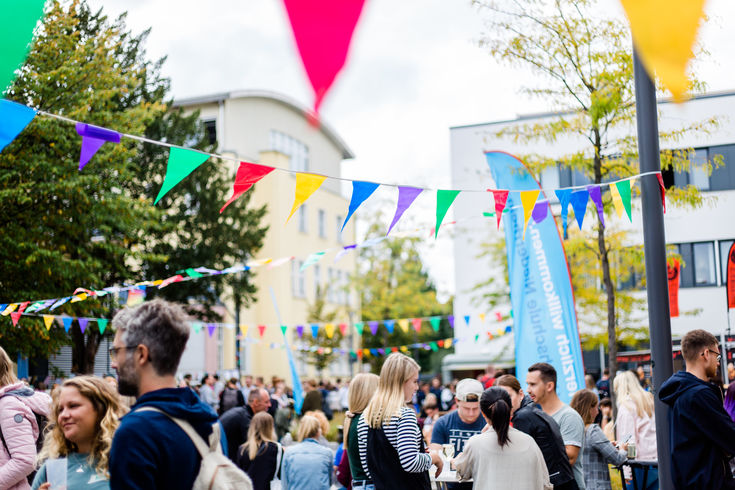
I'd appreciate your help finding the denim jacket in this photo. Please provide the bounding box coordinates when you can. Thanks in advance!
[281,438,333,490]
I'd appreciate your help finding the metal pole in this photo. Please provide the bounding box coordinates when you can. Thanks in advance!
[633,48,673,490]
[599,342,606,372]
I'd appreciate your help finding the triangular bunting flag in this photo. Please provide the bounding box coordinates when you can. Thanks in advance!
[446,338,453,348]
[354,322,364,336]
[155,147,210,204]
[338,323,348,335]
[368,321,379,336]
[301,252,326,271]
[587,185,605,228]
[555,189,573,235]
[62,317,72,333]
[437,340,445,348]
[397,319,409,334]
[220,161,275,213]
[435,190,461,238]
[192,322,202,334]
[287,173,327,222]
[620,0,705,101]
[0,1,46,93]
[184,268,204,278]
[310,324,320,338]
[411,318,422,332]
[464,315,470,326]
[490,190,509,229]
[532,201,548,224]
[611,180,633,221]
[324,323,335,339]
[43,315,55,330]
[282,0,367,117]
[97,319,108,334]
[570,190,590,229]
[296,325,304,338]
[429,316,441,332]
[76,123,121,170]
[479,313,486,323]
[399,345,408,353]
[239,324,248,337]
[78,318,89,333]
[448,315,455,329]
[384,320,395,334]
[342,181,380,231]
[0,100,37,153]
[16,301,30,314]
[2,303,18,315]
[519,190,540,239]
[10,312,21,326]
[656,173,666,213]
[430,342,438,352]
[280,325,288,336]
[258,325,267,338]
[387,186,423,235]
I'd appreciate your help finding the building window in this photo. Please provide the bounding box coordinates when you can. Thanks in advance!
[720,240,734,286]
[203,119,217,145]
[318,209,326,238]
[693,242,716,286]
[336,215,344,243]
[298,205,308,233]
[689,149,710,191]
[269,129,309,172]
[292,260,306,298]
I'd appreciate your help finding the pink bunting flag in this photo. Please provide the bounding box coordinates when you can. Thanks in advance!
[338,323,348,336]
[220,161,275,213]
[282,0,367,119]
[16,301,30,314]
[490,190,509,228]
[257,325,266,338]
[10,312,21,326]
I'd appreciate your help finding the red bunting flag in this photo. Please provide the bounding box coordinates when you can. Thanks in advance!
[727,242,735,310]
[338,323,347,335]
[220,162,275,213]
[17,301,30,314]
[668,259,680,317]
[257,325,266,338]
[656,173,667,213]
[490,190,509,228]
[11,312,21,326]
[411,318,422,333]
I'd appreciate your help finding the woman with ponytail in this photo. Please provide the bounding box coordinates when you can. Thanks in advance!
[453,387,551,490]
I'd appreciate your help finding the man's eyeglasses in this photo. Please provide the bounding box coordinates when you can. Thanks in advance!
[702,349,721,362]
[109,345,138,359]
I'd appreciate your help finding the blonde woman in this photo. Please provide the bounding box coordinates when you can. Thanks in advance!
[0,346,52,490]
[281,415,333,489]
[236,412,282,490]
[340,373,379,489]
[614,370,658,490]
[303,410,331,447]
[32,376,126,489]
[357,353,442,490]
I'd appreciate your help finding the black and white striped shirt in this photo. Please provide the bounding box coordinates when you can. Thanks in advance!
[356,407,432,477]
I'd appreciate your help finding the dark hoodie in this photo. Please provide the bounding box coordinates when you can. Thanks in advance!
[109,387,227,490]
[659,371,735,489]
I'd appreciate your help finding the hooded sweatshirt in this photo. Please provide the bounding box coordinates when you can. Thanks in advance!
[659,370,735,489]
[109,387,226,490]
[0,383,52,490]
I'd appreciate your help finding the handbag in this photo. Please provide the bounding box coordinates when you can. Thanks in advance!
[271,442,283,490]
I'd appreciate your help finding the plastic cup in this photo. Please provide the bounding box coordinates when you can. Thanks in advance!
[45,458,67,490]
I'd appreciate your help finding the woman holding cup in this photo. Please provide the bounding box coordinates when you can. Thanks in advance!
[32,376,126,489]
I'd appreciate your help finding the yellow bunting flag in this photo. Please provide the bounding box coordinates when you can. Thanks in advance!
[520,190,540,238]
[609,183,625,219]
[287,173,327,222]
[446,338,453,348]
[397,319,410,334]
[620,0,706,101]
[43,315,54,330]
[400,345,409,353]
[478,313,486,323]
[239,324,249,337]
[324,323,335,339]
[2,304,18,316]
[70,293,87,303]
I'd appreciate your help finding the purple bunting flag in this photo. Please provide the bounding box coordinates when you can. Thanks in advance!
[531,201,548,223]
[78,317,89,333]
[368,321,379,335]
[448,315,455,329]
[296,325,304,338]
[387,186,423,235]
[76,123,121,170]
[586,185,605,228]
[207,323,216,337]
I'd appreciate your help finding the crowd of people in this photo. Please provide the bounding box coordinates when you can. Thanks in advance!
[2,298,735,490]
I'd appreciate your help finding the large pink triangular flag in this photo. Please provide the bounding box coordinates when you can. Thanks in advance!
[282,0,367,119]
[220,161,275,213]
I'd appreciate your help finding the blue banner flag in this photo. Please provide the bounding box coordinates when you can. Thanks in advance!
[286,336,304,415]
[486,151,584,403]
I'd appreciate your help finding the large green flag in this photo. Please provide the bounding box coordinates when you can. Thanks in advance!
[435,190,460,238]
[155,147,209,204]
[0,0,45,94]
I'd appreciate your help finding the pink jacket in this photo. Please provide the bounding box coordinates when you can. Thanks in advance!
[616,398,657,460]
[0,383,52,490]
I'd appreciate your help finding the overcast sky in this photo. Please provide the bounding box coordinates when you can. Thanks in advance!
[89,0,735,300]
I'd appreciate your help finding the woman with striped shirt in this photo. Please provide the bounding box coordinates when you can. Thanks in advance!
[357,353,443,490]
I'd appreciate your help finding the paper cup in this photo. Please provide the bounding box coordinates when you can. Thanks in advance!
[45,458,67,490]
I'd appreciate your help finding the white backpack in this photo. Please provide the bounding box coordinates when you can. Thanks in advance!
[138,407,253,490]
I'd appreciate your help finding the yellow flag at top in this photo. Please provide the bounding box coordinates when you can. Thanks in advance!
[520,190,540,239]
[620,0,706,101]
[43,315,55,330]
[287,173,327,222]
[324,323,335,339]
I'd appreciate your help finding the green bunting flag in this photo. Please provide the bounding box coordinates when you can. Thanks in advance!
[280,325,288,336]
[155,148,210,204]
[97,319,108,334]
[614,180,633,221]
[429,316,441,332]
[435,190,460,238]
[354,322,364,336]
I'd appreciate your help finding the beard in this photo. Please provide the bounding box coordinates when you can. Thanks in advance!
[116,357,140,397]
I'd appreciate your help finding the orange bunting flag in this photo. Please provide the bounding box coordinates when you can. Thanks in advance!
[520,190,540,239]
[620,0,706,101]
[287,173,327,222]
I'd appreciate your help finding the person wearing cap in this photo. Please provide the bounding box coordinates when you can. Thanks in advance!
[430,378,486,490]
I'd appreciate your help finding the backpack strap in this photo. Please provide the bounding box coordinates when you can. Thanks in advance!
[274,442,283,480]
[136,406,215,458]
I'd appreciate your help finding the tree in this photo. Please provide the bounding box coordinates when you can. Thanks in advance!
[354,221,453,374]
[0,0,167,370]
[474,0,719,384]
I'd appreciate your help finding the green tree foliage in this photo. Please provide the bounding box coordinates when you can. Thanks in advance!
[474,0,719,380]
[355,221,452,374]
[0,0,167,368]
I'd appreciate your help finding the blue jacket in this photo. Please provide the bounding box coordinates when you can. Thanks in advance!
[109,387,226,490]
[659,371,735,489]
[281,439,332,490]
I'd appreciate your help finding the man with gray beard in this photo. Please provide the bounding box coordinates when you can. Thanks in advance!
[108,300,228,489]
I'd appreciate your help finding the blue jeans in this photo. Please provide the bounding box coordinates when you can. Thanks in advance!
[625,467,658,490]
[352,481,375,490]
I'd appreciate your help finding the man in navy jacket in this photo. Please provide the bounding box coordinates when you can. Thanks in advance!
[660,329,735,489]
[108,300,227,489]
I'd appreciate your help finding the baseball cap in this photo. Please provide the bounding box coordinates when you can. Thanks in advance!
[455,378,484,402]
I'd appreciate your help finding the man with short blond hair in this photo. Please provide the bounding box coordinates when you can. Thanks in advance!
[660,329,735,489]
